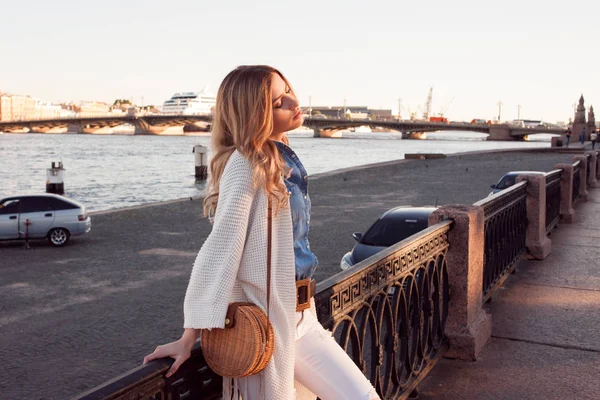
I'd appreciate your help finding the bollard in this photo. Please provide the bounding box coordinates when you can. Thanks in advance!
[46,162,65,194]
[193,145,208,180]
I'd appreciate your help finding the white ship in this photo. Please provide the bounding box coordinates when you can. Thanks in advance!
[161,87,216,115]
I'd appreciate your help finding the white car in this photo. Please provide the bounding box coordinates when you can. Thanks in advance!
[0,194,91,246]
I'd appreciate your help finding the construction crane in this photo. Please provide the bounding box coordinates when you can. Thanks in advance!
[439,96,455,117]
[422,87,433,120]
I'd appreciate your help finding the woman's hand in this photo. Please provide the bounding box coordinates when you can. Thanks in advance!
[143,339,192,378]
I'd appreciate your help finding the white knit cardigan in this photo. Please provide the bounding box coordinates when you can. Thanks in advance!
[183,150,318,400]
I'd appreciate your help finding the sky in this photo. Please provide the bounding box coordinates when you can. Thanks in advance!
[1,0,598,123]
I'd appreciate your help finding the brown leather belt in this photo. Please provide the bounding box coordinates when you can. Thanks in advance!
[296,278,316,312]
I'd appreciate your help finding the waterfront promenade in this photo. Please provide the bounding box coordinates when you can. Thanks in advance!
[420,186,600,399]
[0,148,591,399]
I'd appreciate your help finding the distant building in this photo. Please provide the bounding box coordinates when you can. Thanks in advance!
[301,106,394,120]
[302,106,369,119]
[368,109,394,120]
[34,101,63,119]
[79,102,111,117]
[0,93,37,121]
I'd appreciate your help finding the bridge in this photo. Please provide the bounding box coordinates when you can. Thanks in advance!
[0,114,212,135]
[302,118,566,140]
[0,114,566,140]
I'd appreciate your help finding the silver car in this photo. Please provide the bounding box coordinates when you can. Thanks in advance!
[0,194,91,246]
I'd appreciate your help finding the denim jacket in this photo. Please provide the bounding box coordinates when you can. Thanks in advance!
[274,141,319,280]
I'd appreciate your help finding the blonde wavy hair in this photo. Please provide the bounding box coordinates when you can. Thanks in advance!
[203,65,292,217]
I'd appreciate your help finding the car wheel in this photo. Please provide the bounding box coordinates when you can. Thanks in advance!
[47,228,70,247]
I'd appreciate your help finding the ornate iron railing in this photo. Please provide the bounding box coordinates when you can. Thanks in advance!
[572,161,581,203]
[73,347,222,400]
[74,221,452,400]
[474,182,527,301]
[545,170,562,234]
[315,221,451,399]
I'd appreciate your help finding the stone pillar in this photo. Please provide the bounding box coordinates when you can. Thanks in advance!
[554,163,575,222]
[586,152,599,188]
[487,125,513,141]
[30,125,68,134]
[573,155,589,201]
[67,123,82,133]
[516,173,552,259]
[428,205,491,360]
[403,131,428,140]
[319,129,343,138]
[81,125,114,134]
[591,150,600,181]
[133,119,184,135]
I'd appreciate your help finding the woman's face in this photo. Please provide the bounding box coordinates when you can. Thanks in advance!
[270,72,302,138]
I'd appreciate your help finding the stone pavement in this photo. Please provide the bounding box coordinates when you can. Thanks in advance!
[419,184,600,399]
[0,149,587,399]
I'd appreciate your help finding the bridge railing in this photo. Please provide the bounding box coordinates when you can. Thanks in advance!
[315,221,451,399]
[74,221,452,400]
[73,344,222,400]
[474,182,528,301]
[545,170,562,235]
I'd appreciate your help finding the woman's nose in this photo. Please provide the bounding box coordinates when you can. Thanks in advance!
[289,97,299,110]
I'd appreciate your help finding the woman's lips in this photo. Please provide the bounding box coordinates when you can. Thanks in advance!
[293,110,301,120]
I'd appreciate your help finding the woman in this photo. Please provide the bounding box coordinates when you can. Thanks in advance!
[143,65,380,400]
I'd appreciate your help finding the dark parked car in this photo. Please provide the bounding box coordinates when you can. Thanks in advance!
[0,194,91,246]
[340,206,436,270]
[489,171,537,196]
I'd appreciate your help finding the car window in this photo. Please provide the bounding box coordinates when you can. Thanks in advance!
[361,219,428,247]
[496,175,516,190]
[47,197,77,210]
[20,197,54,213]
[0,199,20,215]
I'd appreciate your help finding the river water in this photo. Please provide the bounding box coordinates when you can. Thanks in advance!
[0,131,551,211]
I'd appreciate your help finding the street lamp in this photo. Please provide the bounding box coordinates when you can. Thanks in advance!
[497,101,503,122]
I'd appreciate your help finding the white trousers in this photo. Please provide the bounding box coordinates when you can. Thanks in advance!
[238,310,380,400]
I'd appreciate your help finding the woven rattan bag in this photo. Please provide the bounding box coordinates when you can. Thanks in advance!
[200,198,275,378]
